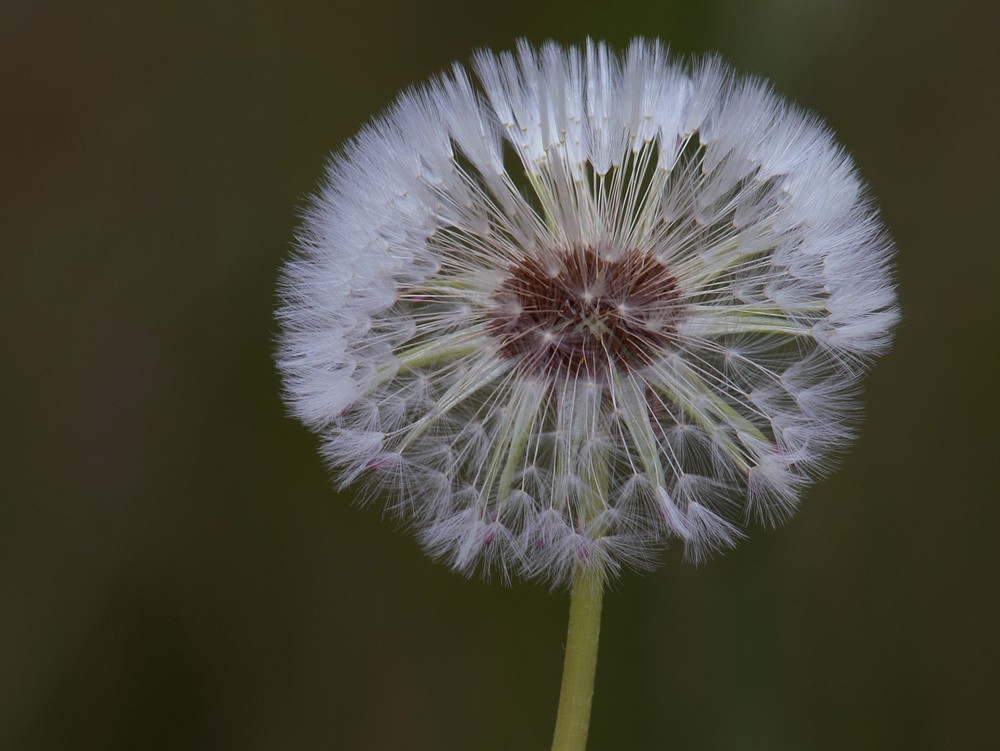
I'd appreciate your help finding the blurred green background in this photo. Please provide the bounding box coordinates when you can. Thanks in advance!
[2,1,998,749]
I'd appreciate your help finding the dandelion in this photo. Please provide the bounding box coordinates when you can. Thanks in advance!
[277,39,897,749]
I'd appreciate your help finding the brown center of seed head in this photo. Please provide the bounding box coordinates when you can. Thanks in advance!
[487,246,683,380]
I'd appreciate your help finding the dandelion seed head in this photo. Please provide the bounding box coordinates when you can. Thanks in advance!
[277,39,898,587]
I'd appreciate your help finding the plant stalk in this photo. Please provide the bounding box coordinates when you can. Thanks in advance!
[551,567,605,751]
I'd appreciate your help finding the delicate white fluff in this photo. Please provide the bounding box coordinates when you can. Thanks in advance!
[277,39,898,587]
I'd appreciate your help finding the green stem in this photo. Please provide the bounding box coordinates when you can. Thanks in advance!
[551,567,605,751]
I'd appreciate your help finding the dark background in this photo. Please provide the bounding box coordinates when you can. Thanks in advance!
[3,1,998,749]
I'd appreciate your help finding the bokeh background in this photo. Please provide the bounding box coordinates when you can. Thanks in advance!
[3,1,998,749]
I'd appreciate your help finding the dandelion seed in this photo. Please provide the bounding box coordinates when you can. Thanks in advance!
[277,39,898,589]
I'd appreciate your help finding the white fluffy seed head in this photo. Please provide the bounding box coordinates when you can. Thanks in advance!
[277,39,898,588]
